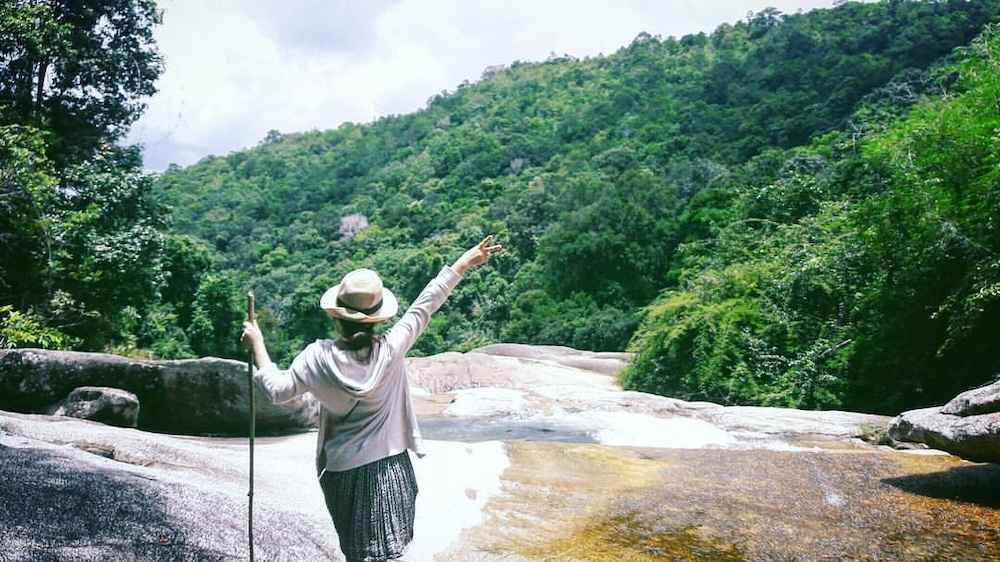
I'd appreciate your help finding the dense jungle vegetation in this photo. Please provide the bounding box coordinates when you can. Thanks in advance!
[2,0,998,414]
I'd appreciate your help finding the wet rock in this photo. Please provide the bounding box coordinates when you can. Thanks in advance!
[473,343,632,376]
[51,386,139,428]
[941,378,1000,416]
[702,406,890,439]
[452,441,1000,561]
[409,347,887,448]
[406,349,619,395]
[0,348,317,435]
[888,406,1000,463]
[3,339,998,561]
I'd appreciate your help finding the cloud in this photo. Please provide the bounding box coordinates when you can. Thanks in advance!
[242,0,402,57]
[127,0,837,171]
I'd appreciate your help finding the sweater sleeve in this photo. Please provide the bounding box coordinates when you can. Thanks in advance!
[254,342,315,404]
[384,265,463,357]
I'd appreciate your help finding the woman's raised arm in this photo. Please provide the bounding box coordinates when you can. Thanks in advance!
[385,235,502,356]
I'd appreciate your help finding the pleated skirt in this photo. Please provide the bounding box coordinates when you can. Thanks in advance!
[319,451,418,562]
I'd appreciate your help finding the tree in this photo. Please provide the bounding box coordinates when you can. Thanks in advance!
[188,273,244,359]
[1,1,169,352]
[0,0,163,163]
[0,124,56,310]
[45,145,167,348]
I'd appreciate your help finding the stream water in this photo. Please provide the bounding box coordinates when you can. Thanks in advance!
[6,403,998,561]
[419,415,598,443]
[337,414,1000,560]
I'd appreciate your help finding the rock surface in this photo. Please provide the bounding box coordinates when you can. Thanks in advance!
[0,348,317,435]
[889,406,1000,463]
[409,345,888,447]
[3,344,999,560]
[3,408,998,560]
[0,344,630,435]
[888,378,1000,463]
[941,378,1000,416]
[472,343,632,375]
[50,386,139,428]
[0,411,341,561]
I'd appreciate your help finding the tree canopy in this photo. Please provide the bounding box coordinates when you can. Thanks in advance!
[0,0,162,162]
[1,0,167,351]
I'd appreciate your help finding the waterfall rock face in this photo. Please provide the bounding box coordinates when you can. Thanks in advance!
[0,348,317,435]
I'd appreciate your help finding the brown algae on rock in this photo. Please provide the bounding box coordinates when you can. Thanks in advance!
[457,442,1000,561]
[520,516,746,561]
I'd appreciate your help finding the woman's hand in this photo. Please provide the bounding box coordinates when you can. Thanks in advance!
[242,320,274,370]
[241,320,263,351]
[452,234,503,275]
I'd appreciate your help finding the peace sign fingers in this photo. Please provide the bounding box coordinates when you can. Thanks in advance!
[479,234,503,256]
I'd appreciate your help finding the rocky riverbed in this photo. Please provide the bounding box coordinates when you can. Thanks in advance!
[1,344,998,561]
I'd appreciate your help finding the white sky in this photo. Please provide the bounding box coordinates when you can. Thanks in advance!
[126,0,837,171]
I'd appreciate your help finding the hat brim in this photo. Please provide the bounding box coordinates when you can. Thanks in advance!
[319,284,398,323]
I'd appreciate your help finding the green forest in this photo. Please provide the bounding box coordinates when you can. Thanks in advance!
[2,0,999,415]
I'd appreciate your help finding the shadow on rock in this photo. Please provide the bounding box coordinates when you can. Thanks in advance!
[882,462,1000,508]
[0,445,231,562]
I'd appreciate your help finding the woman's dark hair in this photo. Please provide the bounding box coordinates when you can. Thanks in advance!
[336,318,375,351]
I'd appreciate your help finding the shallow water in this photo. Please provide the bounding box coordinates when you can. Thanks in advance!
[45,414,999,561]
[452,442,1000,561]
[419,415,598,443]
[420,412,803,451]
[154,410,1000,560]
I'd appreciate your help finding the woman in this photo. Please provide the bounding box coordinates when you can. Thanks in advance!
[241,234,502,562]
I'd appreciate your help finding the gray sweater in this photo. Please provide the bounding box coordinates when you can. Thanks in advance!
[254,266,462,473]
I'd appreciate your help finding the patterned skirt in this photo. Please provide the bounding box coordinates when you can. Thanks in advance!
[319,451,418,562]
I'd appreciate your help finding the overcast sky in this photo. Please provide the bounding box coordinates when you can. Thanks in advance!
[126,0,838,171]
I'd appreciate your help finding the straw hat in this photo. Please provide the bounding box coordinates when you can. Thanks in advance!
[319,268,398,323]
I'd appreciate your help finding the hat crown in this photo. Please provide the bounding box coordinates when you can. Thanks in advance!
[337,268,383,311]
[320,268,398,323]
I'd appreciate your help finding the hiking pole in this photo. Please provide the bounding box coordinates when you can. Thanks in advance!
[246,290,256,562]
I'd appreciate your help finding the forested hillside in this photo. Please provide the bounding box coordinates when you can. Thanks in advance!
[4,0,998,415]
[624,24,1000,413]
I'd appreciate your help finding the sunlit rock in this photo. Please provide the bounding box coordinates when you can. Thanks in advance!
[941,379,1000,416]
[889,406,1000,463]
[338,213,369,240]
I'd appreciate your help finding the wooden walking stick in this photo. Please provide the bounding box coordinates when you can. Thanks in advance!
[246,290,256,562]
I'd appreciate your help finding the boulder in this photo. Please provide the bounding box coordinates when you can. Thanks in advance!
[941,378,1000,416]
[0,411,341,560]
[51,386,140,428]
[888,406,1000,463]
[0,348,317,435]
